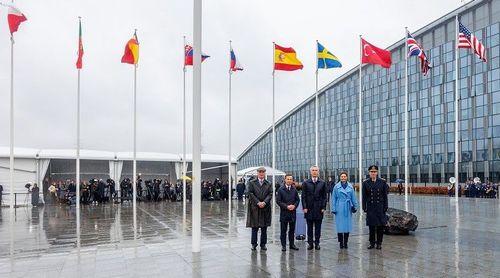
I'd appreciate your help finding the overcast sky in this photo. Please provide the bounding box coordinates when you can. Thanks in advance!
[0,0,465,157]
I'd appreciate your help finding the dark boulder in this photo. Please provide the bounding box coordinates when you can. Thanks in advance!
[384,208,418,235]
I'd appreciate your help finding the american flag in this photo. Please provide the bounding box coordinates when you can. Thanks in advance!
[407,32,431,75]
[458,21,487,62]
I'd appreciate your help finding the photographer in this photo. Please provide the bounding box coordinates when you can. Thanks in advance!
[30,183,39,207]
[81,181,90,204]
[107,179,116,202]
[153,179,160,201]
[48,183,57,204]
[89,179,99,204]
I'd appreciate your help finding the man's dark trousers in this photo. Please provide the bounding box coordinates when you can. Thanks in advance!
[369,225,384,244]
[251,227,267,247]
[280,221,296,247]
[306,219,322,245]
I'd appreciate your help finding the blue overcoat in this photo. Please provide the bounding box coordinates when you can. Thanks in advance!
[331,182,358,233]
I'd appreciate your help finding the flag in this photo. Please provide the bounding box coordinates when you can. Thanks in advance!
[361,38,392,68]
[4,4,27,34]
[458,21,487,62]
[184,45,209,66]
[76,18,84,69]
[407,32,431,76]
[274,44,303,71]
[317,41,341,69]
[230,47,243,71]
[121,31,139,65]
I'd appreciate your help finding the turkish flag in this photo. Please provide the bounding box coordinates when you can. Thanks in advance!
[361,38,392,68]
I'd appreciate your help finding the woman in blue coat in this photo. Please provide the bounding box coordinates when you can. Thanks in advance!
[331,171,358,249]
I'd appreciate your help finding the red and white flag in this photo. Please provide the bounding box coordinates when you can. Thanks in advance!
[361,38,392,68]
[1,3,27,34]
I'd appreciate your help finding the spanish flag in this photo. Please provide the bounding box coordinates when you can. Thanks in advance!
[121,31,139,65]
[274,43,303,71]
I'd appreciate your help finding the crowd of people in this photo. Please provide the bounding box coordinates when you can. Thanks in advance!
[1,173,497,209]
[447,178,498,198]
[463,179,497,198]
[45,178,117,205]
[42,176,246,206]
[201,179,230,201]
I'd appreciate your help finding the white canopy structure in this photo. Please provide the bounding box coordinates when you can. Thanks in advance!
[0,147,237,207]
[0,147,237,163]
[237,166,286,178]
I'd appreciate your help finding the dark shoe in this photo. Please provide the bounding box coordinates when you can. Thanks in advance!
[307,244,314,250]
[315,244,321,250]
[290,245,299,251]
[281,246,286,252]
[260,245,267,251]
[251,245,257,251]
[344,243,348,249]
[376,244,382,250]
[367,244,375,249]
[339,242,344,249]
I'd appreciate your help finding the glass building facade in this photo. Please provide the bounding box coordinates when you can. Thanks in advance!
[238,0,500,184]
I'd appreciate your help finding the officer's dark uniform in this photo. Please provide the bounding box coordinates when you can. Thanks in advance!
[362,165,389,249]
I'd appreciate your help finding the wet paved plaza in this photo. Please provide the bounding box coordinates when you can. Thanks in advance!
[0,195,499,277]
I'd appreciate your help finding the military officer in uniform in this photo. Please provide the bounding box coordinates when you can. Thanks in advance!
[362,165,389,250]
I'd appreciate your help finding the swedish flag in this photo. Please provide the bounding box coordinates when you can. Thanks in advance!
[317,41,342,69]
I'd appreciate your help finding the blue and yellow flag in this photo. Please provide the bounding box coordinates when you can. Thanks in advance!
[317,41,341,69]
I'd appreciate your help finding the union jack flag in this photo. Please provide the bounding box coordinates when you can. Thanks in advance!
[458,21,487,62]
[407,32,431,76]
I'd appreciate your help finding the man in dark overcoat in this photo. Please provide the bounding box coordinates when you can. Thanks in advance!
[0,183,3,207]
[301,165,327,250]
[31,183,39,207]
[246,167,273,251]
[362,165,389,250]
[236,179,245,201]
[276,174,300,252]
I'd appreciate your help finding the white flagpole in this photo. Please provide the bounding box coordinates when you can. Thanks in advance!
[192,0,202,253]
[76,17,82,213]
[9,25,15,210]
[182,35,187,222]
[228,40,233,220]
[454,15,460,200]
[76,17,82,252]
[315,40,319,167]
[358,35,363,206]
[132,30,138,215]
[404,27,409,202]
[271,42,276,243]
[132,44,138,242]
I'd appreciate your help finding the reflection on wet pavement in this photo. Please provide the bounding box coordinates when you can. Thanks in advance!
[0,195,498,277]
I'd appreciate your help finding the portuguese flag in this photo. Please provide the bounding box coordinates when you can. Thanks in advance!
[76,18,84,69]
[274,43,303,71]
[6,4,27,35]
[121,31,139,65]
